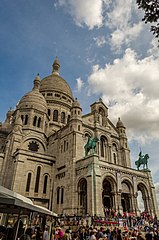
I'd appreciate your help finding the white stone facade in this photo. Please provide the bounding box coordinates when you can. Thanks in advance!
[0,58,158,217]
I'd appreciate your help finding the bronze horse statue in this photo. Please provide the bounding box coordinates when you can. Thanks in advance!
[84,136,99,156]
[135,153,149,170]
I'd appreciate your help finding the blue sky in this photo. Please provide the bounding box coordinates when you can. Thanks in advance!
[1,0,159,201]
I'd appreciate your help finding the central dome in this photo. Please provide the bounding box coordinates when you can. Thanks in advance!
[40,57,73,99]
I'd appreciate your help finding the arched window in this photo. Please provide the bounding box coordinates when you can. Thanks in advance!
[33,116,37,126]
[100,137,106,157]
[78,125,80,131]
[34,166,41,193]
[64,141,66,152]
[61,112,65,124]
[57,187,60,204]
[113,153,116,164]
[67,115,70,123]
[26,172,31,192]
[112,143,118,164]
[37,117,41,128]
[61,187,64,204]
[21,115,24,123]
[48,109,51,116]
[24,115,28,125]
[53,110,58,122]
[43,175,48,194]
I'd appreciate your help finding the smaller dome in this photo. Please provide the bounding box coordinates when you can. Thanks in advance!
[18,75,47,113]
[72,98,81,109]
[116,117,125,128]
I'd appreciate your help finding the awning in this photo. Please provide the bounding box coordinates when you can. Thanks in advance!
[0,185,57,216]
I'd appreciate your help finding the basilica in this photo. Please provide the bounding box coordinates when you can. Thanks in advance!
[0,58,158,217]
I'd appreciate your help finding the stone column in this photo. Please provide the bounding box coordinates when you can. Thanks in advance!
[117,192,123,213]
[113,192,118,211]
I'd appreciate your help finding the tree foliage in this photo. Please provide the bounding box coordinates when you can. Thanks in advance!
[136,0,159,42]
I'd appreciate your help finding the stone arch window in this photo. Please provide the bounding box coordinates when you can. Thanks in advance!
[37,117,41,128]
[33,116,37,126]
[64,140,66,152]
[78,125,80,131]
[43,175,48,194]
[34,166,41,193]
[100,136,107,158]
[26,172,32,192]
[61,187,64,204]
[67,115,70,123]
[78,178,87,214]
[99,107,105,126]
[57,187,60,204]
[53,110,58,122]
[112,143,118,164]
[48,109,51,116]
[61,112,65,124]
[21,115,24,123]
[113,153,116,164]
[24,115,28,125]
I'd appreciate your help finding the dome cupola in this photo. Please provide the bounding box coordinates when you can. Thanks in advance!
[17,74,47,113]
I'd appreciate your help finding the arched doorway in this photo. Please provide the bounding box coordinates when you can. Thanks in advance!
[137,183,149,213]
[121,181,132,212]
[102,179,114,209]
[78,178,87,215]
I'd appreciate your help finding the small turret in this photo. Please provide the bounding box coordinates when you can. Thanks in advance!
[70,98,82,120]
[116,117,126,137]
[116,117,130,167]
[70,98,82,132]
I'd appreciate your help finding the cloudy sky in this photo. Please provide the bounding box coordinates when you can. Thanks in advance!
[0,0,159,205]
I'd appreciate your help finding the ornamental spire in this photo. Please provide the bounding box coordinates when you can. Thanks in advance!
[52,56,60,75]
[33,73,40,91]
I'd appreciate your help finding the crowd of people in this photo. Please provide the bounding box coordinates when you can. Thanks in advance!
[0,212,159,240]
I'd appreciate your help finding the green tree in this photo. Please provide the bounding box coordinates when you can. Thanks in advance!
[136,0,159,43]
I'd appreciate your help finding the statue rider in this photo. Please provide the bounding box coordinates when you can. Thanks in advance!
[138,150,144,161]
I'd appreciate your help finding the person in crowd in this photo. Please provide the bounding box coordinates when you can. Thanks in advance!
[79,227,87,240]
[145,228,154,240]
[116,229,123,240]
[90,229,97,240]
[43,226,49,240]
[58,227,64,240]
[62,229,71,240]
[97,227,104,240]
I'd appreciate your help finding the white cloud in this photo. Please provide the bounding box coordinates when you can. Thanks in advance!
[55,0,145,50]
[110,22,143,51]
[93,36,107,47]
[87,48,159,143]
[75,77,84,92]
[105,0,144,51]
[55,0,104,29]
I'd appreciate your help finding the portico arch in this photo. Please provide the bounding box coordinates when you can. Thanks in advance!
[121,180,133,212]
[137,182,149,213]
[102,177,116,210]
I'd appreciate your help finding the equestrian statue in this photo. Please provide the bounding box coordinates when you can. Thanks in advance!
[84,136,99,157]
[135,150,149,170]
